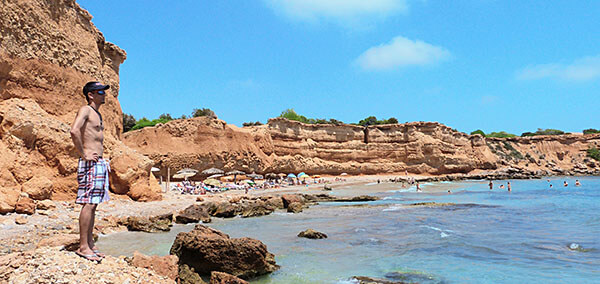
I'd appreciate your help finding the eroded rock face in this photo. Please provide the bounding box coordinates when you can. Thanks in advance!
[123,117,600,177]
[210,271,249,284]
[129,251,179,281]
[170,225,279,280]
[126,213,173,233]
[0,0,162,211]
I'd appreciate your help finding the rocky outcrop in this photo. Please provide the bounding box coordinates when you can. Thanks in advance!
[210,271,249,284]
[298,229,328,239]
[126,213,173,233]
[0,247,174,283]
[170,224,279,280]
[129,251,179,281]
[175,204,212,224]
[123,117,600,178]
[0,0,162,213]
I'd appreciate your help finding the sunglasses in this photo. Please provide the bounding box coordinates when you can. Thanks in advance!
[95,90,106,95]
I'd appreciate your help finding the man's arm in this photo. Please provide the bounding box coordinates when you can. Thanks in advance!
[70,106,90,160]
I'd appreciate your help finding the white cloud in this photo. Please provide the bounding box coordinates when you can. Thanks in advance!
[355,36,451,71]
[263,0,407,23]
[516,55,600,82]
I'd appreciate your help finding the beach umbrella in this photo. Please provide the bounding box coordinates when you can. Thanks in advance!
[242,180,255,185]
[300,175,311,179]
[278,173,287,177]
[151,167,160,172]
[177,168,198,174]
[207,173,223,179]
[265,173,277,179]
[247,173,263,180]
[340,173,348,176]
[173,172,196,180]
[201,168,224,176]
[312,175,321,178]
[287,173,297,178]
[226,170,245,176]
[203,178,221,186]
[298,172,306,176]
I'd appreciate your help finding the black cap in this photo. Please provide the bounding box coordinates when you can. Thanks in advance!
[83,81,110,95]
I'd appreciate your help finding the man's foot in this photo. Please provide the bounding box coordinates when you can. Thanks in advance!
[75,250,102,263]
[90,245,105,258]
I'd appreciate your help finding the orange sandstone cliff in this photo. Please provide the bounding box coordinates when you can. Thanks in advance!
[0,0,161,214]
[123,117,600,178]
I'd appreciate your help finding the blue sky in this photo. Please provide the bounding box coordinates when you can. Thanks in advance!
[78,0,599,134]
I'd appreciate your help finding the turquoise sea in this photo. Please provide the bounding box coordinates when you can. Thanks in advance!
[97,177,600,283]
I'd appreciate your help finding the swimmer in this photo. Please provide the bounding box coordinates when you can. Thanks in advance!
[488,180,493,190]
[499,184,505,189]
[507,182,511,192]
[564,181,568,187]
[549,184,553,188]
[575,180,581,186]
[416,182,421,192]
[447,189,452,194]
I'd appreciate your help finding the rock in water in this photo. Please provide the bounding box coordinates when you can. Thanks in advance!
[170,225,279,279]
[210,271,249,284]
[175,204,212,224]
[287,202,303,213]
[298,229,327,239]
[568,243,580,250]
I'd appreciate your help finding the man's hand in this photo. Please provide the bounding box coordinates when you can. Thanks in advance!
[84,152,99,162]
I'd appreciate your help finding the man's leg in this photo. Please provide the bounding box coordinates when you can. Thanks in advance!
[87,205,105,257]
[78,203,100,260]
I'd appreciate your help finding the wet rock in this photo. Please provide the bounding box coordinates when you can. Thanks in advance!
[127,213,173,232]
[287,202,303,213]
[179,264,207,284]
[281,194,304,208]
[332,195,380,202]
[205,201,239,218]
[241,201,274,218]
[264,197,284,209]
[175,204,212,224]
[567,243,594,252]
[129,251,179,280]
[351,276,406,284]
[15,196,35,215]
[298,229,327,239]
[210,271,249,284]
[384,271,438,283]
[170,224,279,279]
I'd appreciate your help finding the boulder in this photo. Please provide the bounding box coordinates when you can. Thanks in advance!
[37,234,80,251]
[126,213,173,232]
[36,200,56,210]
[264,197,284,209]
[210,271,249,284]
[129,251,179,280]
[15,216,28,225]
[175,204,212,224]
[179,264,207,284]
[21,176,53,200]
[15,196,35,215]
[170,225,279,279]
[0,186,19,214]
[240,201,274,218]
[287,202,303,213]
[298,229,327,239]
[281,194,304,208]
[209,202,239,218]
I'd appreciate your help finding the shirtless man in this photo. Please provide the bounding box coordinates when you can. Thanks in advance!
[70,82,111,262]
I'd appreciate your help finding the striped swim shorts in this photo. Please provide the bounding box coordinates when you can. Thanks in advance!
[76,158,111,204]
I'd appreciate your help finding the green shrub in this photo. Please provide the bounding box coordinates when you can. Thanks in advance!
[521,128,564,137]
[130,117,171,131]
[471,129,485,135]
[123,113,136,132]
[588,147,600,161]
[242,121,263,127]
[358,116,399,126]
[279,109,345,125]
[486,131,517,138]
[192,108,217,118]
[583,128,600,134]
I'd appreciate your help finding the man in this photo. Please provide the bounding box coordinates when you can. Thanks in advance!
[70,81,111,262]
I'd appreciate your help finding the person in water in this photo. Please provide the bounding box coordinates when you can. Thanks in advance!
[488,180,493,190]
[564,181,568,187]
[499,184,505,189]
[416,182,421,192]
[549,184,553,189]
[507,181,511,192]
[575,180,581,186]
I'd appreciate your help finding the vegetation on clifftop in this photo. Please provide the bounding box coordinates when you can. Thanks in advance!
[583,128,600,134]
[521,128,565,137]
[588,147,600,161]
[123,108,217,132]
[278,109,397,126]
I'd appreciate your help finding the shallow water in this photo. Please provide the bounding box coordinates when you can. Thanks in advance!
[97,177,600,283]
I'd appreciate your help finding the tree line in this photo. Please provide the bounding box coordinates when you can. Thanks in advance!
[278,109,397,126]
[470,128,600,138]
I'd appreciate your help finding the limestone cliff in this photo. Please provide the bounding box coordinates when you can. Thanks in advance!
[0,0,161,214]
[123,117,600,178]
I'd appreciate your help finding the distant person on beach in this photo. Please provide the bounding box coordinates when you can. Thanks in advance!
[507,182,511,192]
[499,184,505,189]
[488,180,493,190]
[416,182,421,192]
[564,181,568,187]
[70,82,111,262]
[575,180,581,186]
[549,184,553,189]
